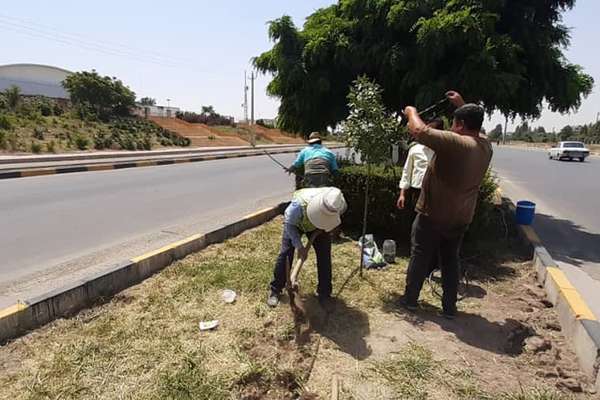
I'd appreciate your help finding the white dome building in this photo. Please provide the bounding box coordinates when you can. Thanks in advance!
[0,63,72,99]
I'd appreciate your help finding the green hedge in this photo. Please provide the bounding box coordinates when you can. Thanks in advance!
[333,163,498,242]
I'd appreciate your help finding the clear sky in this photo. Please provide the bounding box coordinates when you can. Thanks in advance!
[1,1,598,132]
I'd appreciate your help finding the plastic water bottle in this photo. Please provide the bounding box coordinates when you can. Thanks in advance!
[382,240,396,263]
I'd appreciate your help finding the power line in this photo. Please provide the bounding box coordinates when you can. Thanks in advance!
[0,13,190,68]
[0,13,189,65]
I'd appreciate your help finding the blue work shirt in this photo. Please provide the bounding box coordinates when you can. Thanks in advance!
[292,144,339,173]
[283,201,305,250]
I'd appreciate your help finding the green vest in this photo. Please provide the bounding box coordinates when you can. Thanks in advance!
[293,189,319,233]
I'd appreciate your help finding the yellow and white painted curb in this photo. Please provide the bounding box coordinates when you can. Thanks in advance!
[507,199,600,388]
[0,145,345,181]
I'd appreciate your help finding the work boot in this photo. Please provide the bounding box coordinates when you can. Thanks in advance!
[267,291,280,308]
[440,308,457,320]
[398,296,418,312]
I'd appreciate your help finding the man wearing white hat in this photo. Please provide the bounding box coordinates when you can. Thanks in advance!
[268,187,347,307]
[287,132,339,188]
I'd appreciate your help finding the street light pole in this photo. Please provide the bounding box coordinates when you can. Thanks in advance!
[166,98,171,108]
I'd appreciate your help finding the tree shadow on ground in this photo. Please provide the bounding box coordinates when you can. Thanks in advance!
[381,294,535,356]
[533,213,600,278]
[304,296,372,360]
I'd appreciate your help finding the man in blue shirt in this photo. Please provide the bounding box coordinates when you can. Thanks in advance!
[268,187,347,308]
[288,132,339,188]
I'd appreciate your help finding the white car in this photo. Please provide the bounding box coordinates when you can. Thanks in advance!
[548,141,590,162]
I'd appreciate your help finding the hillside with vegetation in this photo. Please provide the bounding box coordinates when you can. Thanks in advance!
[0,71,189,154]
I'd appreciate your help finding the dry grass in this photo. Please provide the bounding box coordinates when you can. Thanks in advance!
[0,217,592,399]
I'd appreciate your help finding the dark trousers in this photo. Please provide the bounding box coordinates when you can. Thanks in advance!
[302,173,331,188]
[404,214,465,313]
[270,231,332,298]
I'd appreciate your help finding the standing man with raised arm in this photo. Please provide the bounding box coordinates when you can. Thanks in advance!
[400,91,493,318]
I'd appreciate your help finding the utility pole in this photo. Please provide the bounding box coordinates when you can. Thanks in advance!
[250,71,255,126]
[243,71,249,123]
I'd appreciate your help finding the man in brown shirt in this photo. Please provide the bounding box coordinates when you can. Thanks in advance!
[401,91,493,318]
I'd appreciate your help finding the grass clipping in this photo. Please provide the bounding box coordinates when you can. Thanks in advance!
[0,217,591,399]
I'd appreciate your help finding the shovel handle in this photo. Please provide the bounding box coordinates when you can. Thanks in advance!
[290,231,321,287]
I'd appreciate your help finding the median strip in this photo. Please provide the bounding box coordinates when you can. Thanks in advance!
[0,146,345,181]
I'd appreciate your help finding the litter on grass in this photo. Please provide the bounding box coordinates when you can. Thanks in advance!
[199,320,219,331]
[222,289,237,304]
[359,234,387,269]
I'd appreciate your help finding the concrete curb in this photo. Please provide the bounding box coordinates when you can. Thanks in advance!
[506,199,600,388]
[0,203,287,343]
[0,146,343,181]
[0,143,321,165]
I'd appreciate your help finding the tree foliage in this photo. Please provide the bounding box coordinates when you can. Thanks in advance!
[254,0,593,134]
[342,76,403,164]
[176,107,234,126]
[489,123,503,140]
[62,70,136,120]
[139,97,156,106]
[4,85,21,111]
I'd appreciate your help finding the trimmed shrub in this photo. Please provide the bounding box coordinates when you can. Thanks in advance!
[33,126,46,140]
[0,113,14,130]
[93,131,113,150]
[74,134,90,150]
[333,164,411,239]
[176,111,234,126]
[333,163,498,243]
[30,141,42,154]
[46,140,57,153]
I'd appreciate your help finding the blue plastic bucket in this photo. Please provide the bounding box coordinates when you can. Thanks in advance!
[516,200,536,225]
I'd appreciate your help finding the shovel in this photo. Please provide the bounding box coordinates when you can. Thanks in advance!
[286,231,321,321]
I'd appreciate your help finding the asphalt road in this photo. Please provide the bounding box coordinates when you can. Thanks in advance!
[492,146,600,317]
[0,151,339,308]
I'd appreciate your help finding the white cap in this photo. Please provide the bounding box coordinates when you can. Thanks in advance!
[306,187,347,232]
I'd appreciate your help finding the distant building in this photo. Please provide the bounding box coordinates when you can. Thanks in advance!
[0,63,72,99]
[133,104,180,118]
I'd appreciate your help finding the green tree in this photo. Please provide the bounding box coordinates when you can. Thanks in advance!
[342,76,404,274]
[489,124,503,140]
[139,97,156,106]
[62,70,136,120]
[559,125,575,141]
[4,85,21,111]
[201,105,215,115]
[255,0,593,135]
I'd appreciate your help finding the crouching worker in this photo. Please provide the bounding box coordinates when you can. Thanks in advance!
[267,187,347,307]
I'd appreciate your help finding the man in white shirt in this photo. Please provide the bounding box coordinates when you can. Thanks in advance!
[397,118,443,210]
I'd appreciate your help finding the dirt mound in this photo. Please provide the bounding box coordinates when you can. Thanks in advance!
[241,124,305,145]
[150,117,249,147]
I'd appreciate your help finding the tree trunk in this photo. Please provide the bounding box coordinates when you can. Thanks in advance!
[359,164,371,277]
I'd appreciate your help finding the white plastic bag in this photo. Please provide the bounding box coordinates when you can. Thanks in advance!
[358,235,387,269]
